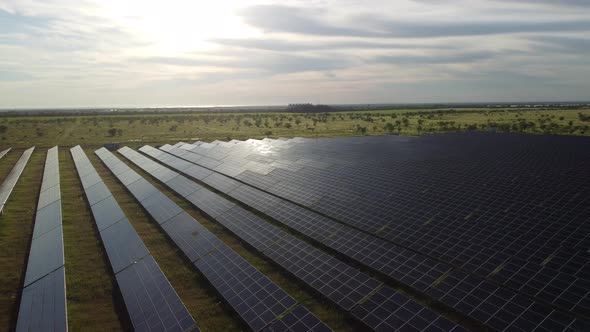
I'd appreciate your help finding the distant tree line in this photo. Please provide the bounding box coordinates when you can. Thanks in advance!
[286,103,333,113]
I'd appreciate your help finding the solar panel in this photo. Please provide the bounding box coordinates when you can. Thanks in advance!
[0,146,35,215]
[195,246,297,331]
[84,181,112,206]
[165,175,203,197]
[163,146,453,293]
[32,200,62,240]
[16,266,67,332]
[116,255,198,332]
[16,146,67,332]
[201,172,241,193]
[185,189,236,218]
[140,191,183,224]
[90,195,127,231]
[0,147,11,160]
[100,218,150,273]
[96,147,328,332]
[70,145,198,331]
[263,305,332,332]
[23,225,64,286]
[227,184,282,213]
[352,286,458,331]
[120,146,465,330]
[162,134,590,330]
[37,184,61,210]
[161,211,223,262]
[127,178,158,202]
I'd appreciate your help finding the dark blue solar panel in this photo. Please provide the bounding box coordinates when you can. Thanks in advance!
[90,195,126,231]
[127,178,158,202]
[103,147,320,331]
[160,211,223,262]
[79,171,102,189]
[116,255,199,332]
[117,168,142,186]
[201,172,241,193]
[84,181,111,206]
[17,146,67,332]
[140,191,183,224]
[165,175,203,197]
[74,146,198,331]
[16,266,67,332]
[23,225,64,286]
[121,146,463,330]
[158,134,590,329]
[194,246,297,331]
[100,218,150,273]
[263,305,331,332]
[36,184,61,210]
[185,189,235,218]
[0,147,34,214]
[32,200,62,240]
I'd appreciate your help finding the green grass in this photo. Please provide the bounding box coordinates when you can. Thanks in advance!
[0,108,588,148]
[0,149,44,330]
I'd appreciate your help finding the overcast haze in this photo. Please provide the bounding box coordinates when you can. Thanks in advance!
[1,0,589,108]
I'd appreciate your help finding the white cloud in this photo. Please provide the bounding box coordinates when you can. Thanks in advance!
[0,0,589,107]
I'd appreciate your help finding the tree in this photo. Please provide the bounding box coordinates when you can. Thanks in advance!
[108,128,117,136]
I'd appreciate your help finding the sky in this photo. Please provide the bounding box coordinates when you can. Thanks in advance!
[0,0,589,108]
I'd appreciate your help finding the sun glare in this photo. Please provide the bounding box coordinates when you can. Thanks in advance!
[100,0,260,53]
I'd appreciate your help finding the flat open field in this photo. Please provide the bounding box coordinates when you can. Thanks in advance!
[0,108,588,148]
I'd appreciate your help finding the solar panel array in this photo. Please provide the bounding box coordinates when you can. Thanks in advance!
[0,146,34,215]
[151,133,590,332]
[121,145,463,331]
[161,143,452,293]
[0,147,11,160]
[108,147,332,332]
[16,146,67,332]
[69,145,199,332]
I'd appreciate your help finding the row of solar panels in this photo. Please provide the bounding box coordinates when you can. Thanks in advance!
[156,143,583,332]
[15,147,67,332]
[0,147,34,215]
[154,136,589,332]
[133,145,463,331]
[70,145,200,332]
[3,146,331,331]
[4,134,587,332]
[96,147,331,332]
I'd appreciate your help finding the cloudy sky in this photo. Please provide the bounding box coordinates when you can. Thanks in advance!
[1,0,589,108]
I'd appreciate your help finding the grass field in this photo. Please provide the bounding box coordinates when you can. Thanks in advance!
[0,108,588,148]
[0,107,588,331]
